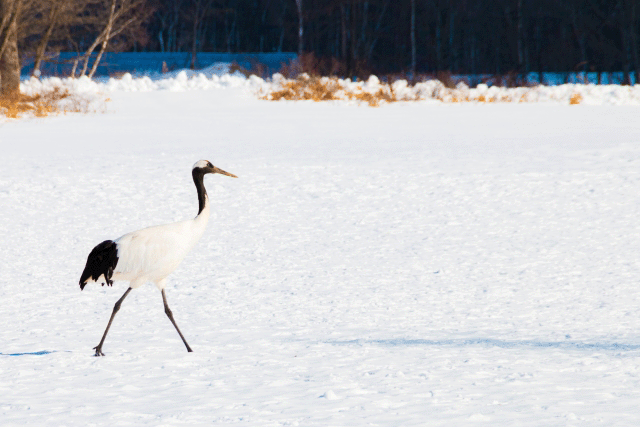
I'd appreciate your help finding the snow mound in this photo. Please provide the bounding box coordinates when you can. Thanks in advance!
[19,67,640,105]
[262,74,640,106]
[20,62,260,95]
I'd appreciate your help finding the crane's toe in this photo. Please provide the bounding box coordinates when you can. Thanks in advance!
[93,346,105,357]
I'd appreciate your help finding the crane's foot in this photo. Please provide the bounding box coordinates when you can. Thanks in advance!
[93,345,105,357]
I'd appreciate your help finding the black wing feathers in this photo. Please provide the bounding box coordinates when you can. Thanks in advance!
[79,240,119,290]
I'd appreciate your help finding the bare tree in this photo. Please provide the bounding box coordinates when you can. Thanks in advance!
[364,0,388,64]
[189,0,214,69]
[77,0,152,78]
[622,0,640,83]
[295,0,303,55]
[410,0,416,74]
[31,0,62,76]
[88,0,118,78]
[0,0,21,95]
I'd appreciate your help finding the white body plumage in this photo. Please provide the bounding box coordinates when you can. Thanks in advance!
[110,199,210,289]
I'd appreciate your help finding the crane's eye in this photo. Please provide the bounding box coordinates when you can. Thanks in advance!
[207,162,213,168]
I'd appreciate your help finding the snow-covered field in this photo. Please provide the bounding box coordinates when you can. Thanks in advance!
[2,73,640,425]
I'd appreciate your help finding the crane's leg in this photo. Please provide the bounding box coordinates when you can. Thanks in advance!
[93,287,132,356]
[161,289,193,352]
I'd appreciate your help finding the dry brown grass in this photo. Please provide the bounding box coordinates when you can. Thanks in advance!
[266,76,342,102]
[347,87,396,107]
[569,93,583,105]
[262,75,400,107]
[0,87,96,119]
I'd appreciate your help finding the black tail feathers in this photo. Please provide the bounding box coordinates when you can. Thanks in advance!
[79,240,119,290]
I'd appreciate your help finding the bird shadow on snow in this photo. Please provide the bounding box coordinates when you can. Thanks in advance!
[327,338,640,352]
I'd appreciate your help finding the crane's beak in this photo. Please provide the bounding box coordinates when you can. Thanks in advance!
[211,166,238,178]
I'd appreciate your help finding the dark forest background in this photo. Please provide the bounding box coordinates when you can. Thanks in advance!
[141,0,640,82]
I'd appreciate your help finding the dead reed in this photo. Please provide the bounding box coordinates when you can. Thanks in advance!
[266,76,342,102]
[0,87,98,119]
[261,75,402,107]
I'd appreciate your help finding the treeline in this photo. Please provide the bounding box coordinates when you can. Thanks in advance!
[0,0,150,95]
[1,0,640,96]
[145,0,640,81]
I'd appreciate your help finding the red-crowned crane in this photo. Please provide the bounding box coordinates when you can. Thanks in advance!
[79,160,237,356]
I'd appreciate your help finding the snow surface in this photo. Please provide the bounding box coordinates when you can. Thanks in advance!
[2,73,640,425]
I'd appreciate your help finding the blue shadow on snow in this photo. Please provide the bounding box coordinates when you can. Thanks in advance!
[327,338,640,352]
[0,350,56,356]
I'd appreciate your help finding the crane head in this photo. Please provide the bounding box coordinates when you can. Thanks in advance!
[193,159,238,178]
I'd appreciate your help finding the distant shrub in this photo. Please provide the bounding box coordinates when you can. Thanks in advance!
[436,71,457,89]
[261,75,405,107]
[265,75,341,102]
[229,60,270,79]
[277,52,370,80]
[229,61,253,78]
[108,71,129,79]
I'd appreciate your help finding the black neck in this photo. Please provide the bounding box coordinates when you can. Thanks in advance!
[192,169,208,215]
